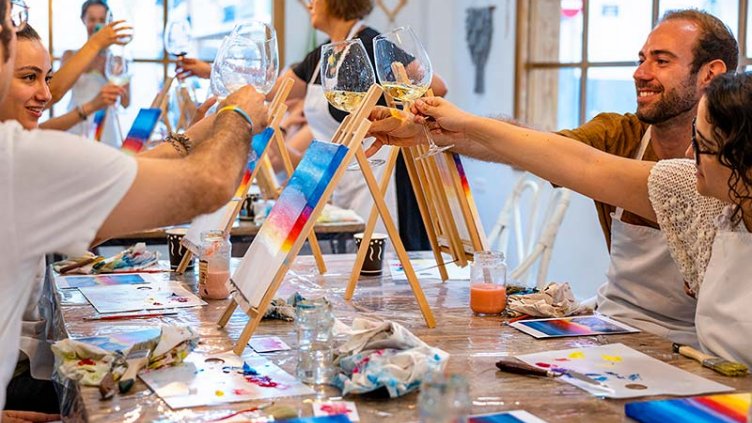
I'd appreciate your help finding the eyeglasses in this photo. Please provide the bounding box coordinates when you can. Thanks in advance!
[10,0,29,32]
[691,117,718,165]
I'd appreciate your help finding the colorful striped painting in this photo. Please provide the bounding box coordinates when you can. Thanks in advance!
[625,393,751,423]
[234,127,275,198]
[511,315,639,338]
[91,109,107,141]
[434,152,471,240]
[469,410,548,423]
[120,108,162,154]
[56,273,150,289]
[232,140,348,307]
[452,152,473,201]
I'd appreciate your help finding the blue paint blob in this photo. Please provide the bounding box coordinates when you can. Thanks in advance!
[242,362,259,376]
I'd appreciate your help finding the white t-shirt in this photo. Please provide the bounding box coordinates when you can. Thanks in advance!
[0,121,137,411]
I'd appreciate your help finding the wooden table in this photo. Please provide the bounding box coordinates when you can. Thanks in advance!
[98,220,365,254]
[52,254,752,422]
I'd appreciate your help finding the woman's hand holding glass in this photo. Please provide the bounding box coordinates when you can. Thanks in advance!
[90,20,133,51]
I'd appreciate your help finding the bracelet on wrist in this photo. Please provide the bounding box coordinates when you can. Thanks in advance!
[76,106,88,121]
[165,132,192,156]
[217,105,254,132]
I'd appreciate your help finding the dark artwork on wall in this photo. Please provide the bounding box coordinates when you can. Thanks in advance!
[465,6,495,94]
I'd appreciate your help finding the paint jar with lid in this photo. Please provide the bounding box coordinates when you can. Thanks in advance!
[469,251,507,315]
[295,297,334,384]
[198,230,231,300]
[418,372,471,423]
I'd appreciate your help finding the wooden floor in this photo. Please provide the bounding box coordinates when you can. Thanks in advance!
[52,253,752,422]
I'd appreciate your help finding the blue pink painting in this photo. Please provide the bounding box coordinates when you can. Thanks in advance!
[469,410,548,423]
[235,127,275,197]
[73,327,162,352]
[510,315,639,338]
[625,393,751,423]
[232,140,348,307]
[121,108,161,154]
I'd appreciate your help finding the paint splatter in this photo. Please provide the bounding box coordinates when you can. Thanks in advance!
[242,362,259,376]
[215,390,224,397]
[585,373,609,382]
[233,388,253,395]
[554,358,570,362]
[245,375,279,388]
[320,403,353,415]
[78,358,96,366]
[601,354,622,363]
[536,362,553,368]
[568,351,585,360]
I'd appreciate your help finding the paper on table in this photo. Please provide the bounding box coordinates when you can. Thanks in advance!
[79,282,205,314]
[56,272,159,289]
[510,315,640,339]
[139,351,315,409]
[516,343,733,399]
[389,258,470,280]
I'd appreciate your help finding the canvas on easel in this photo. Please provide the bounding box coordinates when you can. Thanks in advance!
[220,84,435,355]
[345,93,487,301]
[176,78,326,275]
[119,107,163,154]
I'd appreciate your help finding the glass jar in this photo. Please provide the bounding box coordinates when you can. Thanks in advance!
[295,297,334,385]
[469,251,507,315]
[198,230,231,300]
[418,372,471,423]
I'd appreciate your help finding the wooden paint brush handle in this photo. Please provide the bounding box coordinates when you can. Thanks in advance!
[496,357,552,377]
[673,343,714,363]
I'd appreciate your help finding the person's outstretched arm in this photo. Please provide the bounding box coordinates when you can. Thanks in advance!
[369,97,657,221]
[50,21,132,104]
[40,83,124,131]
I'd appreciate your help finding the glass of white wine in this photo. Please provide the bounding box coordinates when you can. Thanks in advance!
[320,38,384,169]
[373,25,452,159]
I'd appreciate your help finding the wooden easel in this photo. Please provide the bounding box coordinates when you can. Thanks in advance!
[151,76,175,134]
[345,88,487,299]
[219,84,435,355]
[176,78,326,275]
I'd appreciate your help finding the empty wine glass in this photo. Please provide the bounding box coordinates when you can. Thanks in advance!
[373,25,452,159]
[164,18,192,57]
[320,38,384,169]
[105,9,133,44]
[211,21,278,99]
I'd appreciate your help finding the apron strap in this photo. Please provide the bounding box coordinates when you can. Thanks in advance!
[615,126,651,220]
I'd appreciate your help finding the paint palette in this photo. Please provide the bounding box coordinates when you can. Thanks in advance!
[516,343,733,399]
[509,315,639,339]
[625,393,751,423]
[469,410,549,423]
[139,351,315,409]
[79,282,205,314]
[56,272,158,289]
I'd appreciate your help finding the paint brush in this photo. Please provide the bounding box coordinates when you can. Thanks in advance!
[673,343,749,377]
[118,347,151,393]
[495,357,556,377]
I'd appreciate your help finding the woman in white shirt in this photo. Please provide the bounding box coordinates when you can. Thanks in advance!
[368,72,752,366]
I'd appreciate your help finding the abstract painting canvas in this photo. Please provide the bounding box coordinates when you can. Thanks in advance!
[120,108,161,154]
[469,410,548,423]
[231,140,348,308]
[625,393,751,423]
[90,109,106,141]
[56,272,158,289]
[79,282,205,314]
[139,351,314,409]
[516,343,733,399]
[182,128,275,253]
[510,315,639,339]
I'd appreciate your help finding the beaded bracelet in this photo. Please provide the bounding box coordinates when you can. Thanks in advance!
[165,132,192,156]
[217,105,254,132]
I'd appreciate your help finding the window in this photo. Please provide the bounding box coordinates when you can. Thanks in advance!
[36,0,281,129]
[515,0,746,131]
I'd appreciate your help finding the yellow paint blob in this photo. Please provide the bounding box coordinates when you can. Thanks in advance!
[568,351,585,360]
[601,354,622,363]
[215,390,224,397]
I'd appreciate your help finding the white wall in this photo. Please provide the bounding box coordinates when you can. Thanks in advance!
[283,0,610,299]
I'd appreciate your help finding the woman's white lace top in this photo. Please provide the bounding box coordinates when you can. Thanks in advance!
[647,159,730,294]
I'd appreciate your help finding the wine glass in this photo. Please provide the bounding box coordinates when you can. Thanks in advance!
[211,22,278,99]
[373,25,452,159]
[320,38,384,169]
[104,45,132,141]
[164,18,192,57]
[105,9,133,44]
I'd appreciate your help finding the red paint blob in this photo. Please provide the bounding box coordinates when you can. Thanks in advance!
[245,375,278,388]
[78,358,96,366]
[536,362,552,368]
